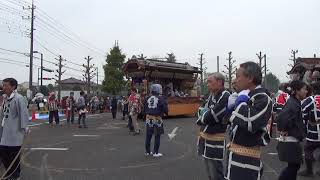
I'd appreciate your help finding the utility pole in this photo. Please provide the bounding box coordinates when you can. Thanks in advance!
[217,56,220,72]
[96,67,99,86]
[256,51,263,69]
[24,0,35,95]
[55,56,65,100]
[256,51,267,77]
[40,53,43,86]
[37,68,40,85]
[264,54,267,78]
[82,56,95,95]
[290,50,298,66]
[223,51,236,89]
[197,53,206,95]
[199,53,204,86]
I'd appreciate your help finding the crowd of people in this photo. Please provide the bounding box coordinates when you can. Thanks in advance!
[197,61,320,180]
[0,77,163,179]
[1,60,320,180]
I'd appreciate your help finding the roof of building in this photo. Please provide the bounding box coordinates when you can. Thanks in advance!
[123,58,202,74]
[60,78,85,85]
[288,57,320,74]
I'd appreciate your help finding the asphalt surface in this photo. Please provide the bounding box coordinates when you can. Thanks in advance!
[12,113,320,180]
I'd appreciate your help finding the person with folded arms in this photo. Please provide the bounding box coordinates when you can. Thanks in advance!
[225,62,272,180]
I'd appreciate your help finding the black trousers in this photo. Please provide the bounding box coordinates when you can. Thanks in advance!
[278,163,300,180]
[112,111,117,119]
[123,111,128,120]
[304,141,320,160]
[78,113,87,127]
[145,126,161,154]
[128,116,134,131]
[49,110,59,124]
[0,146,21,179]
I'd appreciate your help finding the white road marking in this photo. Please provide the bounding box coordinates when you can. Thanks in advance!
[267,152,278,155]
[28,123,43,127]
[73,135,100,137]
[29,148,69,151]
[112,122,128,125]
[40,154,53,180]
[168,127,179,140]
[28,114,107,127]
[97,126,120,130]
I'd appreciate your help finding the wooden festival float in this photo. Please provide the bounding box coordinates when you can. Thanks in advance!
[123,57,202,116]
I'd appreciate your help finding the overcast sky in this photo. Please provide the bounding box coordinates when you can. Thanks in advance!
[0,0,319,84]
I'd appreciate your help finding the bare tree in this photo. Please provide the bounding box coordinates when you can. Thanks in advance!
[222,51,237,89]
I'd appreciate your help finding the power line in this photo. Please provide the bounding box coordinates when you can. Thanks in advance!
[34,34,63,54]
[0,27,29,38]
[0,57,27,64]
[0,59,41,69]
[35,17,86,48]
[0,14,28,36]
[0,47,28,56]
[0,60,27,67]
[34,35,92,69]
[65,60,83,67]
[0,16,27,27]
[33,56,57,65]
[0,55,52,69]
[7,0,30,6]
[0,2,29,17]
[34,38,59,57]
[36,8,105,55]
[34,36,86,68]
[35,7,105,57]
[64,65,84,73]
[3,0,28,7]
[35,19,89,51]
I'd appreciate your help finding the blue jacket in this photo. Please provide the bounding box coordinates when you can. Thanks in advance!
[144,95,168,117]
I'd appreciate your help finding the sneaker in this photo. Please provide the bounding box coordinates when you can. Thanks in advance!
[153,153,163,158]
[145,152,153,156]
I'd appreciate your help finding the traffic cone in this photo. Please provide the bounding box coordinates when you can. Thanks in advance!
[31,111,36,122]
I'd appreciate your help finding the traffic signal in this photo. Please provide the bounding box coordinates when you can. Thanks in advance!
[42,68,54,72]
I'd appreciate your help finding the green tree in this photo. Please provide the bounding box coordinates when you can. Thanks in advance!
[102,43,126,95]
[166,53,176,63]
[39,86,50,96]
[263,73,280,93]
[47,84,54,92]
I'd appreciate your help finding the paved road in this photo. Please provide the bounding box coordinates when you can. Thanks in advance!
[15,113,320,180]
